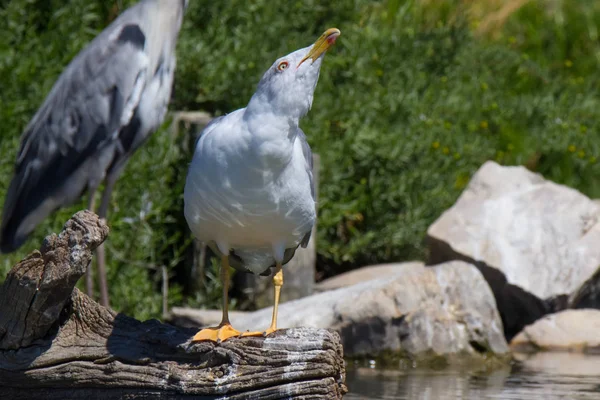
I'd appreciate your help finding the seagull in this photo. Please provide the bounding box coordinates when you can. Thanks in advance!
[0,0,188,307]
[184,28,341,342]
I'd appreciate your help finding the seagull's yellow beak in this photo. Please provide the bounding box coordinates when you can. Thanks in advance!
[298,28,341,68]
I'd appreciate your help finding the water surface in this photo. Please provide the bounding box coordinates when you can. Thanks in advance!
[345,353,600,399]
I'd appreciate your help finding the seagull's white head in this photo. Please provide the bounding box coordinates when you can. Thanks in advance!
[250,28,341,120]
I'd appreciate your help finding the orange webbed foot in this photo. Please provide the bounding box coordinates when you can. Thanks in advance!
[192,323,241,343]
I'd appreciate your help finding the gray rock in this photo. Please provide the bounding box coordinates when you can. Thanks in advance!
[510,309,600,353]
[434,258,550,342]
[513,351,600,376]
[314,261,424,292]
[428,161,600,300]
[225,261,509,359]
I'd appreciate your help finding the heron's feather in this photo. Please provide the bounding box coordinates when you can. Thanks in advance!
[1,0,185,252]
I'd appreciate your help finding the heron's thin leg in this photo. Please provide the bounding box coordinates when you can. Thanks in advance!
[192,255,242,342]
[95,243,109,308]
[95,170,120,309]
[87,188,97,213]
[97,166,119,221]
[85,188,97,298]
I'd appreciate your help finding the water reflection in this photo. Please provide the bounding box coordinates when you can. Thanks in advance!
[346,353,600,399]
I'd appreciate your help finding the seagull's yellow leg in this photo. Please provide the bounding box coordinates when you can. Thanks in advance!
[241,262,283,337]
[192,255,241,343]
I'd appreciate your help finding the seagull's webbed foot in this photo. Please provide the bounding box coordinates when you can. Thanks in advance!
[239,327,277,338]
[192,255,242,343]
[192,323,242,343]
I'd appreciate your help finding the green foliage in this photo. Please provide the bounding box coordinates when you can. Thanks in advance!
[2,0,600,317]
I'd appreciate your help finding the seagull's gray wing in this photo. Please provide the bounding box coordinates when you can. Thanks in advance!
[194,115,225,148]
[297,127,315,248]
[0,18,150,252]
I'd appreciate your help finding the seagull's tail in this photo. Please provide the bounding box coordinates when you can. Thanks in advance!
[230,248,274,275]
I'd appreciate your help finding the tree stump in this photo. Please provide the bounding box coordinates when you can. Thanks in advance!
[0,211,347,399]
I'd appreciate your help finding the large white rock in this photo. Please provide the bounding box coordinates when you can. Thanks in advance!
[510,309,600,353]
[428,161,600,300]
[174,261,508,359]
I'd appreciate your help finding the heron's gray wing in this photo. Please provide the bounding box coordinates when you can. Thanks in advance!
[0,21,150,252]
[297,128,315,248]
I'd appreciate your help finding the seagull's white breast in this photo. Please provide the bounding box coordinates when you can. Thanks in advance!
[183,109,316,270]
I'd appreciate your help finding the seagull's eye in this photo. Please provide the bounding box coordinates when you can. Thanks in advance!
[277,61,289,72]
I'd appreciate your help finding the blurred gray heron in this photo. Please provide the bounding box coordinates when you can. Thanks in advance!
[0,0,188,307]
[184,28,340,342]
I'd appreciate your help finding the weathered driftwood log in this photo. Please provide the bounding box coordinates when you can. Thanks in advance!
[0,211,347,399]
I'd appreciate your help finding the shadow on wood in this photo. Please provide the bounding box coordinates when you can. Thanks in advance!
[0,211,347,399]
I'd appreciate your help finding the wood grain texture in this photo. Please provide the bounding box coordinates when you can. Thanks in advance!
[0,211,347,399]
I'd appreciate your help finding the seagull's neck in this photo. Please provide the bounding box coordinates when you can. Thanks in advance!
[243,96,300,166]
[246,92,301,128]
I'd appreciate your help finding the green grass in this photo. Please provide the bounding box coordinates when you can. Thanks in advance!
[1,0,600,319]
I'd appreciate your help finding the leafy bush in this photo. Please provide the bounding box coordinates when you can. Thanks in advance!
[2,0,600,318]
